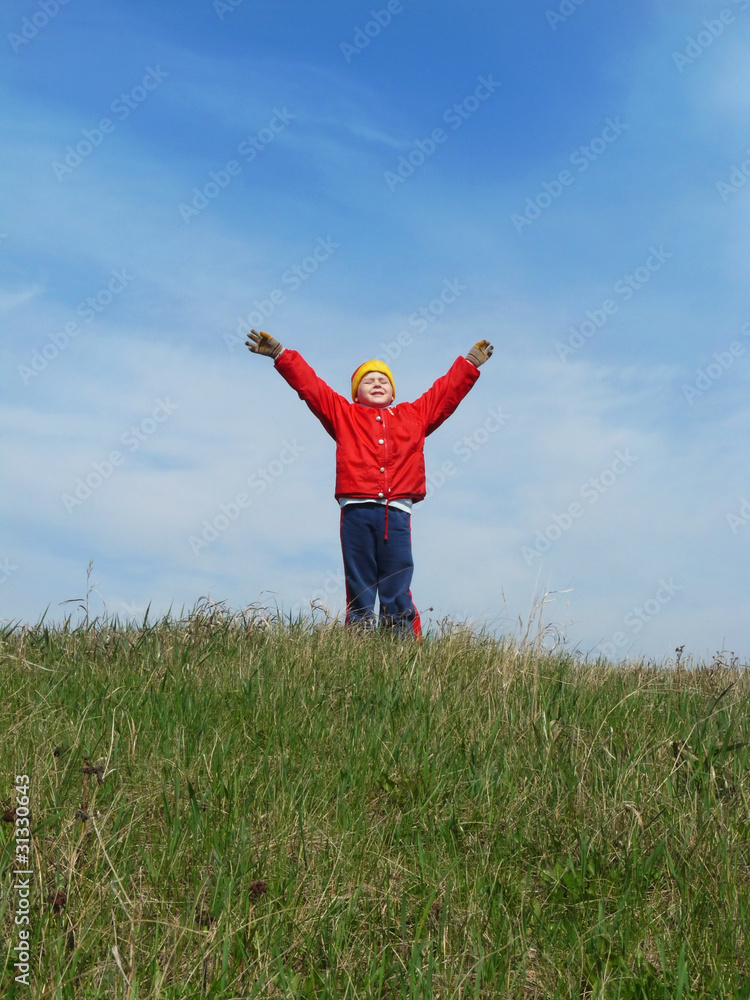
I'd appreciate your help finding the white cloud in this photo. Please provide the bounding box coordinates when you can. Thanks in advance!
[0,286,44,310]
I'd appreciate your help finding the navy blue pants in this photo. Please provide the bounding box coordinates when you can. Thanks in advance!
[339,503,422,638]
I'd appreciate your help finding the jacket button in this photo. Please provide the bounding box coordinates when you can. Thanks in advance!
[380,467,385,472]
[378,439,384,444]
[376,415,382,421]
[378,491,384,497]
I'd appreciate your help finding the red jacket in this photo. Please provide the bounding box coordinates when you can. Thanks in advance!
[274,349,480,503]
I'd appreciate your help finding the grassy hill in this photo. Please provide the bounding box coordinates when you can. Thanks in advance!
[2,607,750,998]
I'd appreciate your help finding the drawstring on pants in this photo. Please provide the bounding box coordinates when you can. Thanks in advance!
[384,498,389,540]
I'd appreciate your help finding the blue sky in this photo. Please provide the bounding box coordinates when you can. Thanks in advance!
[3,0,750,663]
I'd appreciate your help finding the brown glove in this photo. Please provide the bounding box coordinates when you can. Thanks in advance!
[246,329,284,359]
[466,340,494,367]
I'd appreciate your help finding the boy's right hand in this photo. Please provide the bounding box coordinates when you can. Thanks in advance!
[246,329,284,359]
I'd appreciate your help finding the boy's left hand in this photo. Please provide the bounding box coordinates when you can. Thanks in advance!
[466,340,494,367]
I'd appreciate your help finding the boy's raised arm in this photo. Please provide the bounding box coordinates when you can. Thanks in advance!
[245,329,343,439]
[413,339,494,435]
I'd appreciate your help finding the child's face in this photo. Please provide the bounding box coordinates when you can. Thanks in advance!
[356,372,394,408]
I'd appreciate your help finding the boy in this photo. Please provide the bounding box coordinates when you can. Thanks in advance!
[246,329,493,638]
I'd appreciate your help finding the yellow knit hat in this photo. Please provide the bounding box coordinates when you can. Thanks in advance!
[351,360,396,401]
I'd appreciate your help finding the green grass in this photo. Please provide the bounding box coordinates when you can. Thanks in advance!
[2,605,750,998]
